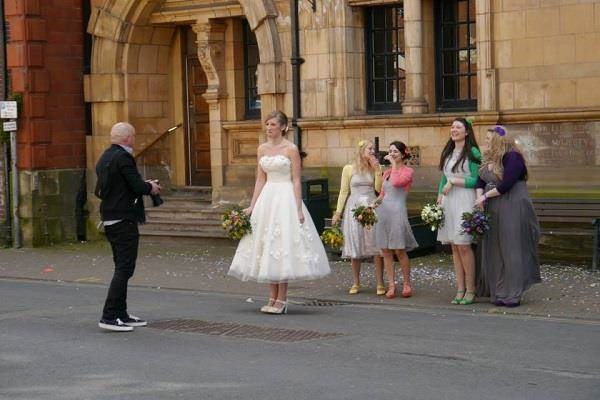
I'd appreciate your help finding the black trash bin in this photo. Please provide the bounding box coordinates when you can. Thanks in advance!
[593,218,599,271]
[301,178,329,235]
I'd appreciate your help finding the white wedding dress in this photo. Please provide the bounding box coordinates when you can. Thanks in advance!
[228,155,331,283]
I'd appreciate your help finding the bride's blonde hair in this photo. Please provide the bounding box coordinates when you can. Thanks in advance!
[353,140,375,175]
[482,126,527,178]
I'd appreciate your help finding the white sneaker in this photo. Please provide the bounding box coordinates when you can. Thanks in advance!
[98,318,134,332]
[122,315,148,327]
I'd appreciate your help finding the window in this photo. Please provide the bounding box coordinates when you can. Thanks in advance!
[365,6,405,113]
[435,0,477,111]
[243,21,260,119]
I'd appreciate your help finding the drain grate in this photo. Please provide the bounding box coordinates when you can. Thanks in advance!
[149,319,344,343]
[296,299,350,307]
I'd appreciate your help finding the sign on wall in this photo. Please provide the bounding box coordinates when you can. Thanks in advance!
[2,121,17,132]
[0,101,17,119]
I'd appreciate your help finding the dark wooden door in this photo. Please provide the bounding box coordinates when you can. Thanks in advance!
[185,55,211,186]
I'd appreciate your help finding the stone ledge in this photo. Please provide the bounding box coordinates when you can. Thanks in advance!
[222,120,262,131]
[297,108,600,130]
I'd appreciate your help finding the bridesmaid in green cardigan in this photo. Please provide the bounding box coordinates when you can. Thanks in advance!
[436,118,481,305]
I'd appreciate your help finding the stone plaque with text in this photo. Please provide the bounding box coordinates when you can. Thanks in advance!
[506,122,599,167]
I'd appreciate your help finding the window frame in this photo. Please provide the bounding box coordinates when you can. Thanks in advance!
[364,5,406,114]
[243,20,261,120]
[434,0,477,112]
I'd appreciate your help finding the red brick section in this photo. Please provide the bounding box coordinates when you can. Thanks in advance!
[5,0,85,170]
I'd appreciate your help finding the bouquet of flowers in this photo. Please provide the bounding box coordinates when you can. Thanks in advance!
[320,225,344,250]
[221,207,252,240]
[351,205,378,229]
[460,209,490,239]
[420,203,444,231]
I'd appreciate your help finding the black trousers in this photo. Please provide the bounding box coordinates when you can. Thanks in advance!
[102,220,139,320]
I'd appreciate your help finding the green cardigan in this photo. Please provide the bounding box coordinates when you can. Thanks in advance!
[437,147,481,194]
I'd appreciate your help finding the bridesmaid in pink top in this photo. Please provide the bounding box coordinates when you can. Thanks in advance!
[374,141,418,299]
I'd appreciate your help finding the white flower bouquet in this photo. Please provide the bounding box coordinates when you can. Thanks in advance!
[420,203,444,231]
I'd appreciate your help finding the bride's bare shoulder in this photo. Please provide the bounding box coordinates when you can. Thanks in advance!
[283,140,298,153]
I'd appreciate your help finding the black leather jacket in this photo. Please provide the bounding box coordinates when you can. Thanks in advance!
[95,144,152,223]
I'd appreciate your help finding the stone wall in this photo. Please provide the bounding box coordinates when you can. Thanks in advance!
[494,1,600,110]
[4,0,87,245]
[18,169,86,246]
[85,0,600,208]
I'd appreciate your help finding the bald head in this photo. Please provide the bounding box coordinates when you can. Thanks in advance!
[110,122,135,146]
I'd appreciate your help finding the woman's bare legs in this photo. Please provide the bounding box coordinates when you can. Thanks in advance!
[394,249,412,297]
[349,258,362,293]
[451,244,466,301]
[381,249,396,298]
[268,284,278,307]
[456,244,475,302]
[271,282,288,311]
[374,255,384,289]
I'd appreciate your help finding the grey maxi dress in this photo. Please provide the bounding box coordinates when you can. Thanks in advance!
[477,166,541,304]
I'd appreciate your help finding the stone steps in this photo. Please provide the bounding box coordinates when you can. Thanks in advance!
[140,187,230,239]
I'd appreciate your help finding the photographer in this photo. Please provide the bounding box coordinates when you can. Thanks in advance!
[95,122,161,332]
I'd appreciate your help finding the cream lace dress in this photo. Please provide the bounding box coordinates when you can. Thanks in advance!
[228,155,331,283]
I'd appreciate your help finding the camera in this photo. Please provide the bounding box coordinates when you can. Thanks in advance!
[378,150,391,166]
[149,179,163,207]
[150,194,164,207]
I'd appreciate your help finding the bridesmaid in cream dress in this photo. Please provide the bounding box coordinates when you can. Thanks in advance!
[332,140,385,296]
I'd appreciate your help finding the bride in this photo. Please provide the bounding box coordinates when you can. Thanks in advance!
[228,110,331,314]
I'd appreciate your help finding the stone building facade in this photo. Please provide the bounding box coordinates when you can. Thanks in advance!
[6,0,600,245]
[85,0,600,220]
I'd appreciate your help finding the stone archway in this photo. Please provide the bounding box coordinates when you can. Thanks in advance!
[193,0,286,108]
[85,0,287,204]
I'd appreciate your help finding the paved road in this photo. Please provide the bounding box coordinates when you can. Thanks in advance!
[1,279,599,400]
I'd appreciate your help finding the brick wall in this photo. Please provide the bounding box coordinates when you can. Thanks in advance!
[5,0,85,170]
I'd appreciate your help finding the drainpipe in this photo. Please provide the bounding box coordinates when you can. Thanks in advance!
[289,0,312,159]
[0,0,13,245]
[10,128,19,247]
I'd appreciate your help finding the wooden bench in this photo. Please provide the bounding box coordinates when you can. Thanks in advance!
[532,199,600,270]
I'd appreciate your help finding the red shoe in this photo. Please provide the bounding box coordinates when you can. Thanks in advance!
[401,283,412,298]
[385,285,396,299]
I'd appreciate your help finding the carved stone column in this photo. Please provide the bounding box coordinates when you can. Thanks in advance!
[402,0,428,114]
[193,21,228,200]
[194,21,227,101]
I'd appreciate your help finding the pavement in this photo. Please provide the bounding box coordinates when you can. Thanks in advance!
[0,237,599,322]
[2,279,600,400]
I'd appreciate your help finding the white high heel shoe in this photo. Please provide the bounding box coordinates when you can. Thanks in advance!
[267,300,288,315]
[260,298,276,313]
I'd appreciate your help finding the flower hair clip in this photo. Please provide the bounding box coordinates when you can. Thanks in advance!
[357,140,367,147]
[465,117,474,128]
[491,125,506,136]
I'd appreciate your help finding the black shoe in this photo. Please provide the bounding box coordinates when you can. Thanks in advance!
[504,301,520,308]
[122,315,148,327]
[98,318,134,332]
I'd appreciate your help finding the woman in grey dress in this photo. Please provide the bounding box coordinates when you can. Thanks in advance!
[474,126,541,307]
[374,141,418,299]
[332,140,385,295]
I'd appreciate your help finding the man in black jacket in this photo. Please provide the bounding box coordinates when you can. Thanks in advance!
[95,122,161,332]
